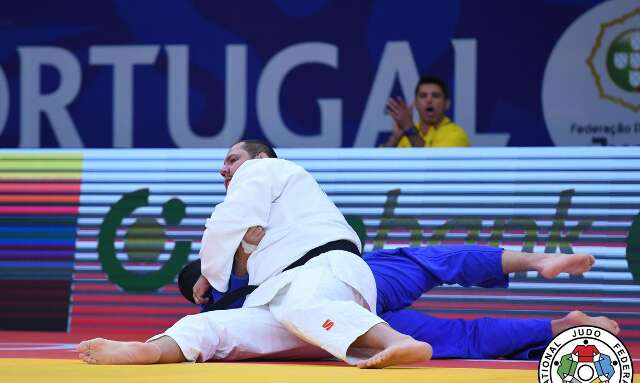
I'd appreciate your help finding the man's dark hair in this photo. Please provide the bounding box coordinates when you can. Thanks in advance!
[239,139,278,158]
[415,75,449,100]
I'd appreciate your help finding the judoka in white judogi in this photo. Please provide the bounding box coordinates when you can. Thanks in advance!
[152,156,387,363]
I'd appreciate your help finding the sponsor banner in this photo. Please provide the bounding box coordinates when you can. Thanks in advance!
[1,147,639,338]
[3,1,638,148]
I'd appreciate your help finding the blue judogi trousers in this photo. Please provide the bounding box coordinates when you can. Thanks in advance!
[198,245,553,359]
[367,245,553,359]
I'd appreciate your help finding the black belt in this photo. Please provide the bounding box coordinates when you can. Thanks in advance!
[202,239,360,312]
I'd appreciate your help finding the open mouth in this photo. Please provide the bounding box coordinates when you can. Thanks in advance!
[423,106,437,118]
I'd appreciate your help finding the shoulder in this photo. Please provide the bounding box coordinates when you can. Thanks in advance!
[440,120,466,135]
[440,119,470,140]
[237,158,293,172]
[433,119,470,147]
[234,158,305,181]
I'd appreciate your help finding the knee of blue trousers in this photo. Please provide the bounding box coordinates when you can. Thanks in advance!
[164,313,222,362]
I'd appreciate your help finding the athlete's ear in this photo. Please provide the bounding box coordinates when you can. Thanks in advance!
[256,152,269,159]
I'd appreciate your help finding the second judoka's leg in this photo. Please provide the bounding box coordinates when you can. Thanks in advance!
[397,245,594,288]
[370,246,596,313]
[369,245,508,313]
[550,310,619,337]
[381,309,620,360]
[381,309,551,359]
[501,250,595,279]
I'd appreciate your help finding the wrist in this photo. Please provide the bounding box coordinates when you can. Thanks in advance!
[240,240,257,254]
[232,254,249,276]
[234,250,250,262]
[404,125,419,137]
[392,129,405,138]
[232,265,248,277]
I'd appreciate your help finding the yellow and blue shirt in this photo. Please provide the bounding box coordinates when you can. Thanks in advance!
[396,117,470,147]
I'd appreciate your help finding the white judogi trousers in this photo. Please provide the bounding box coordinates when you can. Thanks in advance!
[150,253,385,364]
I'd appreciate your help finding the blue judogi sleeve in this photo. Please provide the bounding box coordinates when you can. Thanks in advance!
[201,273,249,312]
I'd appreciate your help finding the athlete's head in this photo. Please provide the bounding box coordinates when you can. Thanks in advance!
[219,140,277,189]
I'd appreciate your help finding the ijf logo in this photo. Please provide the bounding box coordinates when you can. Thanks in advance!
[538,326,633,383]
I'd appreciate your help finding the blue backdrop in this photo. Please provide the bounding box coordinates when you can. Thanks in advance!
[1,0,637,148]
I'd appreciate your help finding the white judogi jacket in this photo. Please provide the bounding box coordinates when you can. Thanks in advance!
[199,158,376,312]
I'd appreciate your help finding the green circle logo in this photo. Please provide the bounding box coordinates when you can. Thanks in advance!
[124,217,165,263]
[606,28,640,92]
[98,189,191,293]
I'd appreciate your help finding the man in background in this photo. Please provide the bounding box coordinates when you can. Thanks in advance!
[384,75,470,148]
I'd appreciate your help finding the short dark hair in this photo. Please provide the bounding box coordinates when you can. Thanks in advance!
[178,260,202,304]
[239,139,278,158]
[415,75,449,100]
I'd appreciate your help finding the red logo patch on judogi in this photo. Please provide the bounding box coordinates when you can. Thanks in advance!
[322,319,334,331]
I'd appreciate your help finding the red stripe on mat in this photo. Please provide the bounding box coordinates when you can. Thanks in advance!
[411,301,640,312]
[70,306,195,316]
[71,295,188,304]
[1,330,639,371]
[70,317,180,326]
[426,290,640,298]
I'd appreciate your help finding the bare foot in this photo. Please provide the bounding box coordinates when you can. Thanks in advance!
[77,338,160,364]
[552,311,620,336]
[538,253,595,279]
[356,339,432,369]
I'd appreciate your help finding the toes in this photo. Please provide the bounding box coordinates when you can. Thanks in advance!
[77,341,89,353]
[357,354,382,369]
[613,321,620,334]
